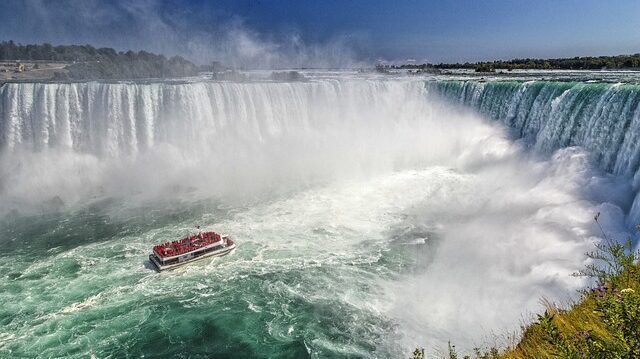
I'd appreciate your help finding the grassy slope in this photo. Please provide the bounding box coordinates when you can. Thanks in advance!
[500,279,634,358]
[417,238,640,359]
[496,244,639,359]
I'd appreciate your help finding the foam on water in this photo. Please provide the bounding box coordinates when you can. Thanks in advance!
[427,79,640,226]
[0,75,632,357]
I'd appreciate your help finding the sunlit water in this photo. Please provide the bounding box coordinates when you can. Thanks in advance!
[0,73,634,357]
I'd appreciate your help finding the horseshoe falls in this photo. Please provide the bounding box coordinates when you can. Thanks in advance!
[427,80,640,222]
[0,75,634,358]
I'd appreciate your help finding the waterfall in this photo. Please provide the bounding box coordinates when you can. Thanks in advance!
[0,80,426,156]
[427,80,640,222]
[2,79,462,212]
[2,78,638,221]
[0,78,635,355]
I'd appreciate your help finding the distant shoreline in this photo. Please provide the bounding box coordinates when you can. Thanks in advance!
[0,41,202,83]
[388,53,640,73]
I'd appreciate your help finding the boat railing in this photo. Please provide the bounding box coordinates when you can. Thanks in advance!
[154,231,224,258]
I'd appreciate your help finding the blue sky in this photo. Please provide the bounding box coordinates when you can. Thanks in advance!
[1,0,639,65]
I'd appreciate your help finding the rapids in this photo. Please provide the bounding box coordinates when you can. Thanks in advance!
[0,74,633,357]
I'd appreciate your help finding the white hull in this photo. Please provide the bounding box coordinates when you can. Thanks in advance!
[149,241,236,272]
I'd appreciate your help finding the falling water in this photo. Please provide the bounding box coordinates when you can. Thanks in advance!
[0,76,631,357]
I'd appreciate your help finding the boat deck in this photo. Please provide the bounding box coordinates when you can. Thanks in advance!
[153,231,224,258]
[149,236,235,272]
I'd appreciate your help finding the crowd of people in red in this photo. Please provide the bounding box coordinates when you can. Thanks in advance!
[153,230,223,258]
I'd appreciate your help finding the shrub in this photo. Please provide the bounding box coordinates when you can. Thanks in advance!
[414,215,640,359]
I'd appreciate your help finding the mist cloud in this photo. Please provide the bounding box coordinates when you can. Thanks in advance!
[0,0,367,68]
[0,76,632,356]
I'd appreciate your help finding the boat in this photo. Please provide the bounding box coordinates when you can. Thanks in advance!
[149,230,235,271]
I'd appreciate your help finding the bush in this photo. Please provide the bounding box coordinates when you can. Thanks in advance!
[414,215,640,359]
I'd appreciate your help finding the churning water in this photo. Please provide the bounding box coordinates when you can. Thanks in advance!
[0,73,634,357]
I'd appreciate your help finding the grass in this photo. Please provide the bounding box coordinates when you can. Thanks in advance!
[414,219,640,359]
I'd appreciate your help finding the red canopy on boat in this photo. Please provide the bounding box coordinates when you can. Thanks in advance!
[153,231,222,258]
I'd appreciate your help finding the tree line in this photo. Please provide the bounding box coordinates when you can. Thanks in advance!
[392,53,640,72]
[0,40,200,79]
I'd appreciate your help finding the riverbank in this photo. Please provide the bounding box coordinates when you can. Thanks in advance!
[419,237,640,359]
[0,60,68,82]
[0,42,200,83]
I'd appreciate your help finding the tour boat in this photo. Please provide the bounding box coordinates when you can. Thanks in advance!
[149,230,235,271]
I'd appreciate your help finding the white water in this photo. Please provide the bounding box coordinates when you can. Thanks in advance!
[0,76,630,354]
[427,79,640,226]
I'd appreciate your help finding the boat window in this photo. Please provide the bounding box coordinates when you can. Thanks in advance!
[163,258,179,265]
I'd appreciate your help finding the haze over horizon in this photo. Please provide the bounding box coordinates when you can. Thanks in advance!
[0,0,639,67]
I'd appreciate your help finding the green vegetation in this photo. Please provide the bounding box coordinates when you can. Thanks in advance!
[473,64,495,73]
[500,235,640,359]
[442,54,640,71]
[414,219,640,359]
[270,70,305,81]
[0,40,200,79]
[392,53,640,72]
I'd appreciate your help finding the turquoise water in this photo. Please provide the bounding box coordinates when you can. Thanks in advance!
[0,171,446,358]
[0,75,632,357]
[428,79,640,224]
[426,80,640,178]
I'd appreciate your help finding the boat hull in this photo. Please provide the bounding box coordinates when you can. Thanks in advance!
[149,241,236,272]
